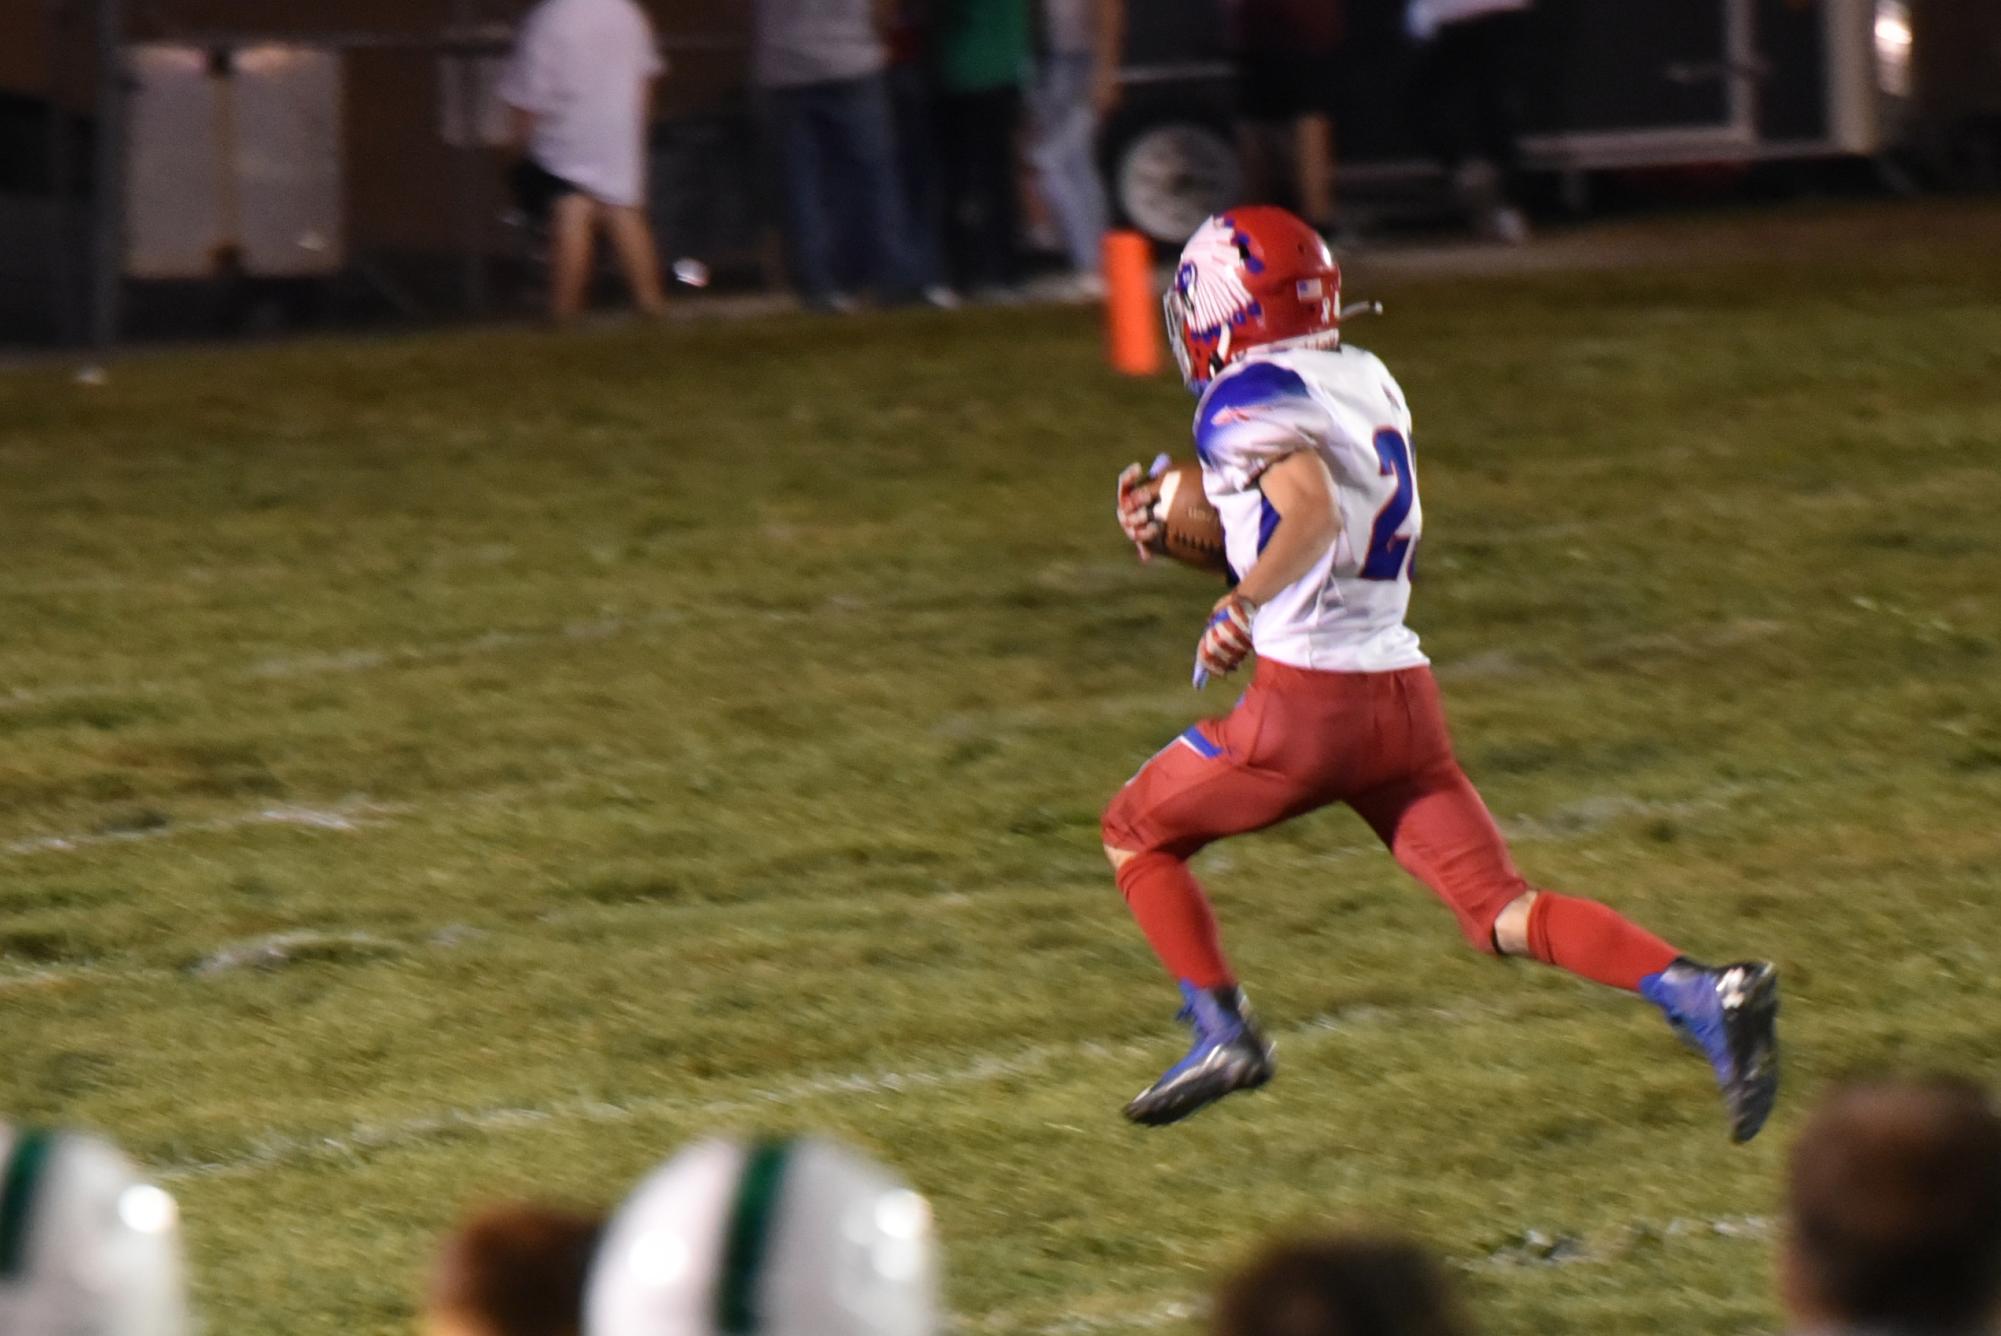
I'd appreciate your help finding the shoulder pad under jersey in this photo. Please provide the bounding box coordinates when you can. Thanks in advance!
[1193,360,1332,492]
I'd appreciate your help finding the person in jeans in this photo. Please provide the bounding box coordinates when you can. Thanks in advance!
[933,0,1031,298]
[886,0,955,302]
[500,0,669,323]
[1027,0,1125,296]
[753,0,924,310]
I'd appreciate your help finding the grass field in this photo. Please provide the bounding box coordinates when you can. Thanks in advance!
[3,200,2000,1336]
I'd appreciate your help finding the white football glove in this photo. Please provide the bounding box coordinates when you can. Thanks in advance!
[1115,453,1171,561]
[1193,591,1259,688]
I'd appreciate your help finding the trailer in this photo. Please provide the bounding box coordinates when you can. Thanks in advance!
[1103,0,1944,240]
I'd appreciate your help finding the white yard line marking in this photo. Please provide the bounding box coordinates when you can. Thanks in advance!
[0,775,1775,1002]
[972,1300,1199,1336]
[965,1214,1778,1334]
[242,614,650,681]
[1470,1214,1773,1271]
[0,801,397,859]
[0,613,683,711]
[152,1004,1461,1184]
[4,546,523,600]
[1498,783,1760,843]
[0,591,905,711]
[0,962,175,994]
[190,930,406,977]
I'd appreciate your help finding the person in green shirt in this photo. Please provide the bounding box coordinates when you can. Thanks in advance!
[932,0,1032,295]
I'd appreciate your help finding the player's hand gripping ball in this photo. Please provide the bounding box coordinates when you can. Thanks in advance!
[1115,455,1229,574]
[1194,591,1258,688]
[1114,457,1166,559]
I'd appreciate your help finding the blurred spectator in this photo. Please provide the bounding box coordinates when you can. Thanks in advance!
[500,0,670,324]
[886,2,956,303]
[1405,0,1531,243]
[1027,0,1126,296]
[1230,0,1344,233]
[423,1204,603,1336]
[753,0,926,311]
[0,1125,188,1336]
[587,1136,938,1336]
[1783,1077,2001,1335]
[933,0,1032,298]
[1214,1234,1472,1336]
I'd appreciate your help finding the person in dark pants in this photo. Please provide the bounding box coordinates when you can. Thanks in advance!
[753,0,925,310]
[885,1,956,302]
[1406,0,1531,242]
[1231,0,1345,233]
[933,0,1031,298]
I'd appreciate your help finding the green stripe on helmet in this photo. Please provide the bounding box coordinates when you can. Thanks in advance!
[715,1139,794,1336]
[0,1130,55,1279]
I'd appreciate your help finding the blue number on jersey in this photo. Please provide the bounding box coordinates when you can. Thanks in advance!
[1360,428,1416,581]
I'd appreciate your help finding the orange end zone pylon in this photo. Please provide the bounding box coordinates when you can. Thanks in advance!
[1103,230,1164,378]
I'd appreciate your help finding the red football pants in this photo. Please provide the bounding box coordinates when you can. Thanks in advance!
[1102,658,1686,996]
[1102,662,1529,970]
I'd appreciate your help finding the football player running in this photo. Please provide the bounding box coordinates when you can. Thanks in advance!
[1104,207,1780,1139]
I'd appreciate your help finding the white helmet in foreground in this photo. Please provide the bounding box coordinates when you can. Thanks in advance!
[0,1126,188,1336]
[587,1137,937,1336]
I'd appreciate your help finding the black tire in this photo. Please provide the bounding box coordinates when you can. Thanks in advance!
[1101,107,1242,246]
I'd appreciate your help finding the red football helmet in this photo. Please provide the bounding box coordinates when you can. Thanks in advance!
[1163,206,1342,390]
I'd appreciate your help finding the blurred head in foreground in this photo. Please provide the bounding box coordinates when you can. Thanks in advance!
[0,1126,187,1336]
[1213,1234,1472,1336]
[586,1137,937,1336]
[425,1204,605,1336]
[1784,1077,2001,1335]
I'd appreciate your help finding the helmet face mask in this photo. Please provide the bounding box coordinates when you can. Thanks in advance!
[1166,207,1342,392]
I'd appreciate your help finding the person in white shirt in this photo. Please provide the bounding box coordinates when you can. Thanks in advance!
[500,0,669,323]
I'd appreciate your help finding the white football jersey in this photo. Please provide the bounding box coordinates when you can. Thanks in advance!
[1191,343,1427,673]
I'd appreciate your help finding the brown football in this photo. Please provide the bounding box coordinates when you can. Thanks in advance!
[1153,459,1230,576]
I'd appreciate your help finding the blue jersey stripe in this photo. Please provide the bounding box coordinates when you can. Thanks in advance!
[1193,361,1316,462]
[1257,494,1280,555]
[1178,726,1222,759]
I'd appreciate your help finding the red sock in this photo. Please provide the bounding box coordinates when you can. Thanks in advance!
[1524,892,1680,992]
[1114,851,1235,989]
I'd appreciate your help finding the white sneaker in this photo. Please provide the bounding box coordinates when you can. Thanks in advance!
[1069,271,1107,302]
[1486,206,1531,245]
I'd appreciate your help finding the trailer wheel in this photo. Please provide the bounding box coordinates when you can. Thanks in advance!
[1107,117,1242,245]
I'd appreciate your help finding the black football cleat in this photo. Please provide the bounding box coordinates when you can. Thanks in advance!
[1641,958,1781,1143]
[1123,982,1276,1127]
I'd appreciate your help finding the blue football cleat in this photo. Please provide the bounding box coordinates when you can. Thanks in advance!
[1123,982,1276,1126]
[1641,959,1781,1143]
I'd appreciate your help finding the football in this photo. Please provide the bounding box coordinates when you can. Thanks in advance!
[1153,459,1230,575]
